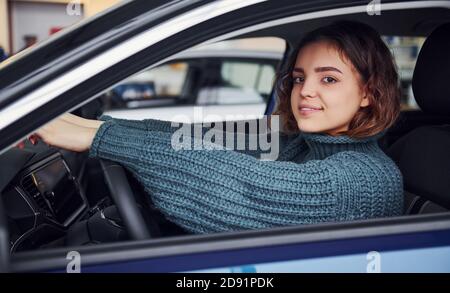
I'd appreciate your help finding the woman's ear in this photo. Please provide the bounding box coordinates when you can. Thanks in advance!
[360,86,370,108]
[360,94,370,107]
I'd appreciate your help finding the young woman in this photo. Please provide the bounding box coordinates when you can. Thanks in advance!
[31,21,404,233]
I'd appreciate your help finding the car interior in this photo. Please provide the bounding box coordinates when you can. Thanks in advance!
[1,6,450,255]
[102,56,280,112]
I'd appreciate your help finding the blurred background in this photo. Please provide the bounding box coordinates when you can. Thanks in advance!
[0,0,119,56]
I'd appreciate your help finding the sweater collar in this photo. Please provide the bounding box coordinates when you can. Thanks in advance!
[301,131,385,160]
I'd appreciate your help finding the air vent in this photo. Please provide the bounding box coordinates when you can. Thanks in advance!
[21,175,53,217]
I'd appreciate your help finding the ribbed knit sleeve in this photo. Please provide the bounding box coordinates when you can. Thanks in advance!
[89,120,402,234]
[98,115,297,159]
[98,115,174,133]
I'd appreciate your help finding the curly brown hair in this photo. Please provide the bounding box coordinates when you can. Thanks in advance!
[273,21,401,138]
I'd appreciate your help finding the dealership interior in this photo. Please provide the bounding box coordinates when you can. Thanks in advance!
[0,0,119,55]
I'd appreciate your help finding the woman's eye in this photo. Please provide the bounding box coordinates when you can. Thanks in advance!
[322,76,337,83]
[292,77,304,84]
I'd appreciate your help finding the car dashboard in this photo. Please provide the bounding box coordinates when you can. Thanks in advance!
[0,146,89,252]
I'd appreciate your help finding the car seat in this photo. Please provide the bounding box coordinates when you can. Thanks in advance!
[387,23,450,214]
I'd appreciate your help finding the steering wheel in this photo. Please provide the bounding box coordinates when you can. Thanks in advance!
[99,159,151,240]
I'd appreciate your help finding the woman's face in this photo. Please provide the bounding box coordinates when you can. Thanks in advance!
[290,41,370,135]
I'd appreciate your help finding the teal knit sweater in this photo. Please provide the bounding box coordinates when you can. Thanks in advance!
[89,116,403,234]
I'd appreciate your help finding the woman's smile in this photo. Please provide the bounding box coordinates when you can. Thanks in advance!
[298,103,324,117]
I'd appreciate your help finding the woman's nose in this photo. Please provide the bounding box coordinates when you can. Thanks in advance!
[300,78,318,98]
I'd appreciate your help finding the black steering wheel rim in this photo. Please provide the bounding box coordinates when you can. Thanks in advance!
[99,159,151,240]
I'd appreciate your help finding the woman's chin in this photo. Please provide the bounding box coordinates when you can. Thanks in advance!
[297,123,323,134]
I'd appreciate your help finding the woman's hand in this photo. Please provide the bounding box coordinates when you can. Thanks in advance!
[30,113,104,152]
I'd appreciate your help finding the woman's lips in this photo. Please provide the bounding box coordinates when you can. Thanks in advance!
[298,106,323,116]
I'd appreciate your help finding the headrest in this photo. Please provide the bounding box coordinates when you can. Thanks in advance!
[412,23,450,115]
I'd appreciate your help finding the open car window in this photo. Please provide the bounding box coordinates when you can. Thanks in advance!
[100,37,285,120]
[102,61,191,110]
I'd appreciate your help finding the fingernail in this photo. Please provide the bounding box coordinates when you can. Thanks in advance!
[29,134,39,145]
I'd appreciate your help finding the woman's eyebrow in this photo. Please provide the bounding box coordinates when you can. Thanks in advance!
[293,67,343,74]
[315,66,343,74]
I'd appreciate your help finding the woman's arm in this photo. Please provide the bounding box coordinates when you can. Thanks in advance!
[88,120,403,233]
[97,115,174,133]
[97,115,291,159]
[33,113,298,160]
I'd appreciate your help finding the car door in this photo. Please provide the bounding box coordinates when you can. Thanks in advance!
[1,0,450,273]
[5,214,450,273]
